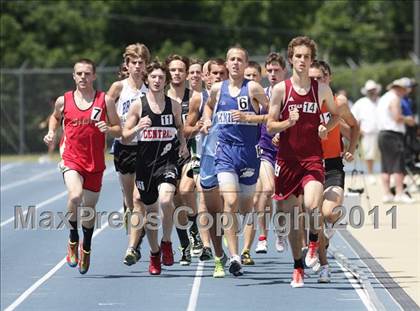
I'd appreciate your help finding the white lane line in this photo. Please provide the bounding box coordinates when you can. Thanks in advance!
[4,207,122,311]
[0,168,114,227]
[0,191,67,227]
[1,168,57,192]
[0,163,22,173]
[337,232,403,310]
[186,261,205,311]
[335,260,375,311]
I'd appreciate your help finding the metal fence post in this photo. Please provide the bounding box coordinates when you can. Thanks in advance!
[414,0,420,122]
[346,57,358,99]
[18,61,29,154]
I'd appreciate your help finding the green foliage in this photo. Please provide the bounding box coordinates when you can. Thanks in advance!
[1,0,415,67]
[332,60,416,101]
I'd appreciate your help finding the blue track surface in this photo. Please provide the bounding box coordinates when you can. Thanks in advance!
[0,162,402,311]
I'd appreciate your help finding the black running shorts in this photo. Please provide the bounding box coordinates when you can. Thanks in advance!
[135,162,178,205]
[113,140,137,175]
[324,157,345,189]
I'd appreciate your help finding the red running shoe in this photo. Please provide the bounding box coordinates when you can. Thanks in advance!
[290,268,304,288]
[305,241,319,268]
[149,252,161,275]
[161,241,174,266]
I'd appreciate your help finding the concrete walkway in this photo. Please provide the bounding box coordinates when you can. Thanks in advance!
[343,173,420,307]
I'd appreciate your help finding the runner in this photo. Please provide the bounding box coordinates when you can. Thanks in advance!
[202,47,269,276]
[123,60,189,275]
[309,60,360,282]
[185,58,229,276]
[267,36,339,287]
[107,43,150,266]
[43,58,121,274]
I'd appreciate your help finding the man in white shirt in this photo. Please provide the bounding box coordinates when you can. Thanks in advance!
[351,80,381,183]
[377,78,415,203]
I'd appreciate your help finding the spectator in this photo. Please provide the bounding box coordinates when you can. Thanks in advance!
[351,80,381,184]
[377,78,415,204]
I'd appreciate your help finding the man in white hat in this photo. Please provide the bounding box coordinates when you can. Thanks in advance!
[351,80,382,184]
[377,78,415,204]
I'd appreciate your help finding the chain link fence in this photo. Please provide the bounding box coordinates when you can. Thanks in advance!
[1,66,119,154]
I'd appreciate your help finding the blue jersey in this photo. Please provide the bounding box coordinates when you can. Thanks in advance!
[201,90,218,158]
[215,79,259,146]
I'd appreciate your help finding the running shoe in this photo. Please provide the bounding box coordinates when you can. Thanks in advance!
[275,232,288,253]
[190,234,204,257]
[290,268,304,288]
[161,240,174,266]
[123,247,141,266]
[229,257,244,276]
[394,193,415,204]
[255,236,268,254]
[199,247,213,261]
[66,241,78,268]
[241,249,255,265]
[179,244,192,266]
[78,243,90,275]
[213,256,225,278]
[305,241,319,268]
[318,265,331,283]
[149,252,161,275]
[382,194,394,203]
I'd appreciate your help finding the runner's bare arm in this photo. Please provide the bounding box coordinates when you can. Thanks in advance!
[336,95,360,160]
[98,95,122,137]
[122,99,145,143]
[231,81,269,124]
[267,82,298,134]
[106,81,123,103]
[319,82,338,116]
[183,92,203,139]
[201,82,221,134]
[43,96,64,145]
[172,99,189,158]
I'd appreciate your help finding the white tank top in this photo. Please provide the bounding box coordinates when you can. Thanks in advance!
[116,79,148,144]
[377,90,405,134]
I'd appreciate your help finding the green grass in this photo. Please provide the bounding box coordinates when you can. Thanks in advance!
[1,153,114,162]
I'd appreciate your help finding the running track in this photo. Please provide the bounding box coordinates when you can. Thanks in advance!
[0,161,406,310]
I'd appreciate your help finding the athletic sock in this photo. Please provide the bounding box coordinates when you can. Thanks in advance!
[176,228,190,249]
[69,221,79,243]
[294,258,304,269]
[82,226,94,252]
[309,232,318,243]
[188,215,198,236]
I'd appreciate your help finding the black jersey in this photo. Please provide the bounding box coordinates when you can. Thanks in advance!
[180,88,190,124]
[137,95,178,167]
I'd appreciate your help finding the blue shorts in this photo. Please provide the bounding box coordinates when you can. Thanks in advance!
[200,155,218,189]
[215,142,260,185]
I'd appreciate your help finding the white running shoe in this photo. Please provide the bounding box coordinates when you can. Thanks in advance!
[305,241,319,268]
[318,265,331,283]
[255,238,268,254]
[312,261,321,273]
[382,194,394,203]
[368,175,376,185]
[275,232,288,253]
[394,193,415,204]
[290,268,304,288]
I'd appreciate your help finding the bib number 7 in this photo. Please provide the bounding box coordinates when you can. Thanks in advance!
[91,107,102,121]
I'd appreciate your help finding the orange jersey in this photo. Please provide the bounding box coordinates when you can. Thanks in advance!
[321,98,343,159]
